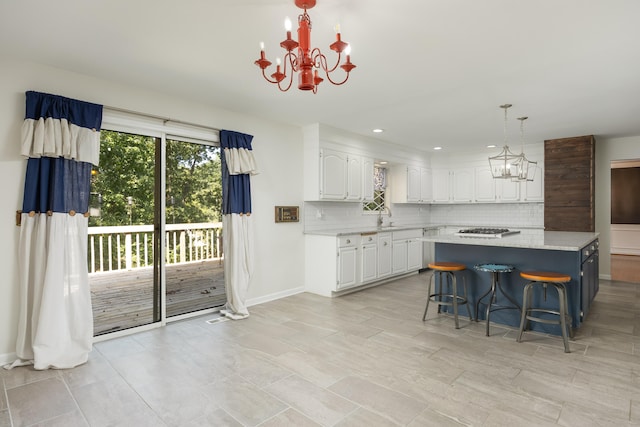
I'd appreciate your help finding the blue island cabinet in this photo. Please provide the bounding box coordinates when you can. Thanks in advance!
[435,238,599,335]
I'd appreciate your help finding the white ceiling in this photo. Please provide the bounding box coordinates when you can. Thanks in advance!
[2,0,640,153]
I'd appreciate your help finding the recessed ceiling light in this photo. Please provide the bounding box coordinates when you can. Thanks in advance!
[487,145,497,148]
[433,146,442,150]
[372,128,384,133]
[379,161,388,165]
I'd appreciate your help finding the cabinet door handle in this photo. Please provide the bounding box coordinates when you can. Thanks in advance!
[346,239,351,244]
[384,242,388,246]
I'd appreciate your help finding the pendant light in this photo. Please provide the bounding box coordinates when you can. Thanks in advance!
[510,116,537,182]
[489,104,522,179]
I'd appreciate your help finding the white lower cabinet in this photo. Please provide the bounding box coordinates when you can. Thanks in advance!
[377,232,392,278]
[305,229,423,297]
[408,239,422,271]
[392,229,423,275]
[392,239,408,275]
[361,233,378,283]
[337,235,359,290]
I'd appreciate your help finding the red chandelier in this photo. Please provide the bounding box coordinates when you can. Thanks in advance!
[254,0,356,94]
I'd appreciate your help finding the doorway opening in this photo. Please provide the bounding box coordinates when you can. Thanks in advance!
[610,159,640,284]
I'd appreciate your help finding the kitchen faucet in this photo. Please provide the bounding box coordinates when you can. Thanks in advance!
[377,206,392,227]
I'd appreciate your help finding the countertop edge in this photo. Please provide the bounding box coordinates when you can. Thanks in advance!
[420,232,600,252]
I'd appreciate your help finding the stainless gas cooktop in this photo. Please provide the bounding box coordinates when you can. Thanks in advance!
[455,228,521,238]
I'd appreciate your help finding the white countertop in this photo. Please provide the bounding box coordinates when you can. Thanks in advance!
[304,224,437,236]
[420,230,599,251]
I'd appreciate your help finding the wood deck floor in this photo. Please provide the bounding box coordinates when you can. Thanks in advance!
[90,259,225,335]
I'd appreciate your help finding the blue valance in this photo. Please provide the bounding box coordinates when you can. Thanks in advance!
[21,91,103,165]
[25,91,103,131]
[220,130,253,150]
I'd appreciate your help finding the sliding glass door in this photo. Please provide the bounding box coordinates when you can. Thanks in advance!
[88,128,223,335]
[165,139,225,317]
[88,130,160,335]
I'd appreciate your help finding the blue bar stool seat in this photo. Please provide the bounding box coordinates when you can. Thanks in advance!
[423,262,473,329]
[474,263,520,336]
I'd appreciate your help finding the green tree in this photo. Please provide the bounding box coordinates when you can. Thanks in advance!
[89,131,222,227]
[166,139,222,224]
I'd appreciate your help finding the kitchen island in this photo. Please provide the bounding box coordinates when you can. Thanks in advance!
[420,230,599,334]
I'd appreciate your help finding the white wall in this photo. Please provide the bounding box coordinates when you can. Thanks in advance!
[0,57,305,361]
[595,136,640,279]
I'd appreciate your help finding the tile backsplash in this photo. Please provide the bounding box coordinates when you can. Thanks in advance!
[303,201,544,231]
[429,203,544,228]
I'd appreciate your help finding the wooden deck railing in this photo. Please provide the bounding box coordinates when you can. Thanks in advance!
[88,222,223,273]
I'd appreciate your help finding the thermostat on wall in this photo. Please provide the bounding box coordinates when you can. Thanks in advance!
[275,206,299,223]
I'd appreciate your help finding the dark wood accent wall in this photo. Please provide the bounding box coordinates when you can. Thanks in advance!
[544,135,595,231]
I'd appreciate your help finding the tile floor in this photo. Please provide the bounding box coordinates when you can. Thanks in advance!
[1,272,640,426]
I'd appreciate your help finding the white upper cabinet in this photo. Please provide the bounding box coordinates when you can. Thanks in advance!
[498,178,520,202]
[362,157,375,202]
[346,155,362,201]
[320,148,347,200]
[431,169,451,202]
[475,167,496,202]
[311,148,374,202]
[452,168,474,203]
[391,165,431,203]
[420,167,433,202]
[406,166,421,202]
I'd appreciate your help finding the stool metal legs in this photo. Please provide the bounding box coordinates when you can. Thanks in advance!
[475,271,521,337]
[517,281,573,353]
[423,270,472,329]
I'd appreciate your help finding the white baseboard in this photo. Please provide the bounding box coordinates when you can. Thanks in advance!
[246,286,305,307]
[600,274,612,280]
[1,352,17,366]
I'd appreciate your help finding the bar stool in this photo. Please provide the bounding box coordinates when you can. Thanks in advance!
[517,271,573,353]
[422,262,472,329]
[474,264,520,336]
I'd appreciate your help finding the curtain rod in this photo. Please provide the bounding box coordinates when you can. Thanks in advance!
[103,105,221,133]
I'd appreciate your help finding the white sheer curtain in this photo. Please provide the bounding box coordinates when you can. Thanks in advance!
[6,91,102,370]
[219,130,258,320]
